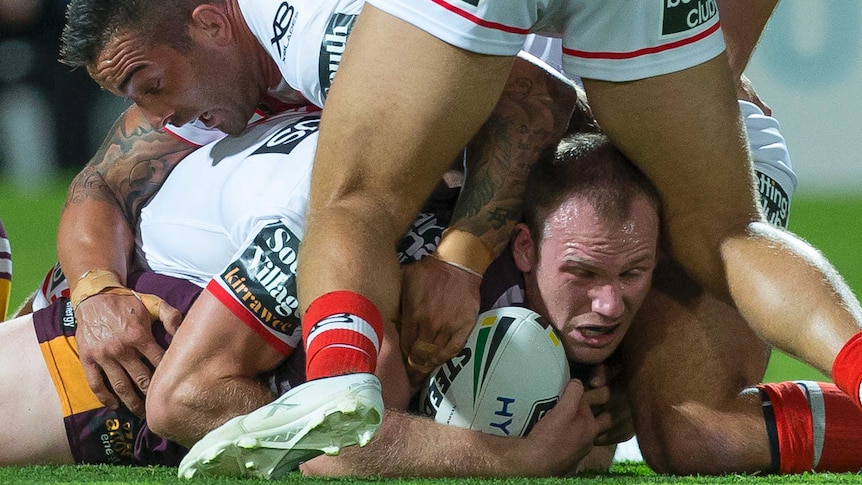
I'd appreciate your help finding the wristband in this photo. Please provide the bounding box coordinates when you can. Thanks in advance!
[431,228,495,277]
[71,269,164,320]
[70,269,125,310]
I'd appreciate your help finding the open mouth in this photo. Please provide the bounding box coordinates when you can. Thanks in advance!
[579,325,617,337]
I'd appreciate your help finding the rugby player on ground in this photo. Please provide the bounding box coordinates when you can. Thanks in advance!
[60,1,862,474]
[0,107,615,475]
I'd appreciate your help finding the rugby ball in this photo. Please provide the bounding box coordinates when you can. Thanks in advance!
[419,306,570,437]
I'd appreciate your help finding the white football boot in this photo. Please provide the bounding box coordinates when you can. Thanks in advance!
[178,373,383,479]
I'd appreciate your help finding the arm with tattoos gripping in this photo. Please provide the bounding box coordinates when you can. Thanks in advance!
[57,104,193,415]
[399,54,582,382]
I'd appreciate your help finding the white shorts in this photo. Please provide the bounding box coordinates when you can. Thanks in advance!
[366,0,725,81]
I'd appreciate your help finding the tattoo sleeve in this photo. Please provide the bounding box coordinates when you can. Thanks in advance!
[449,55,580,255]
[65,106,197,229]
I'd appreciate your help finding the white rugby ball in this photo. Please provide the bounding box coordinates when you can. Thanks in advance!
[419,306,570,437]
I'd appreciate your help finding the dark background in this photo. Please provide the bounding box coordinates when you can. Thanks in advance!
[1,0,130,185]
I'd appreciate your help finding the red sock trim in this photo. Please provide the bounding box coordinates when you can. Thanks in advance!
[302,291,384,342]
[832,330,862,409]
[758,382,814,473]
[306,347,376,381]
[812,383,862,472]
[760,381,862,473]
[305,329,380,365]
[302,291,384,380]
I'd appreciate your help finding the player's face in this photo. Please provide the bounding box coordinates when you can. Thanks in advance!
[89,30,262,135]
[515,195,659,365]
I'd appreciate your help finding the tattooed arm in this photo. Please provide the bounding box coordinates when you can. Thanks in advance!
[450,55,581,255]
[57,104,195,415]
[400,55,580,380]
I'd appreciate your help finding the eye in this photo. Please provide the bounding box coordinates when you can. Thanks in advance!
[620,268,646,280]
[145,80,162,95]
[571,268,596,280]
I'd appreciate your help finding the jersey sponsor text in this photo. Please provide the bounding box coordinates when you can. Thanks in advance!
[251,116,319,156]
[319,13,357,99]
[756,170,791,229]
[217,223,301,337]
[662,0,718,36]
[270,2,297,61]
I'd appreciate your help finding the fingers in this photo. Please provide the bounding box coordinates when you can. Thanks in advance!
[552,379,584,418]
[436,322,471,365]
[406,355,437,375]
[583,383,610,408]
[561,378,586,402]
[156,297,183,335]
[119,361,153,415]
[405,340,440,386]
[136,292,163,320]
[74,291,165,416]
[92,342,155,416]
[593,402,634,446]
[81,349,150,416]
[399,314,420,358]
[80,360,119,411]
[101,361,147,416]
[595,423,635,447]
[406,338,441,369]
[736,74,772,116]
[524,379,584,439]
[412,339,440,356]
[137,335,167,371]
[136,292,182,330]
[399,253,482,386]
[409,312,473,363]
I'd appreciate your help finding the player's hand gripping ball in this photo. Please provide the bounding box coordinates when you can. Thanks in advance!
[420,306,570,437]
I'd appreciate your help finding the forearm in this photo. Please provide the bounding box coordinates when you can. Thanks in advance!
[147,291,283,446]
[302,410,542,478]
[448,54,578,258]
[57,169,136,285]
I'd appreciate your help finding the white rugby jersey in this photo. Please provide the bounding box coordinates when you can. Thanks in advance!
[166,0,571,146]
[139,109,320,352]
[741,100,797,229]
[366,0,725,82]
[165,0,362,146]
[238,0,364,110]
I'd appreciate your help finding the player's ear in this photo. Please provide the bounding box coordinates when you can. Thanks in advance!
[512,223,536,273]
[189,4,234,45]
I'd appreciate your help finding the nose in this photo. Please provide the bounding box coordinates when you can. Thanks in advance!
[590,282,624,319]
[143,110,172,131]
[138,102,174,131]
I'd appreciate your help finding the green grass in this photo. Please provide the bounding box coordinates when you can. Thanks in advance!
[1,175,862,482]
[1,462,860,484]
[0,173,70,315]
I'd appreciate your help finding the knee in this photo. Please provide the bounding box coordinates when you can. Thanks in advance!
[635,403,722,475]
[667,218,774,300]
[635,399,762,475]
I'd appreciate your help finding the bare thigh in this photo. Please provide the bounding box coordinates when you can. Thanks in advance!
[0,314,73,465]
[583,55,759,298]
[621,259,771,475]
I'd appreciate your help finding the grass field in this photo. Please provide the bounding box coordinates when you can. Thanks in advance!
[1,174,861,483]
[4,462,862,484]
